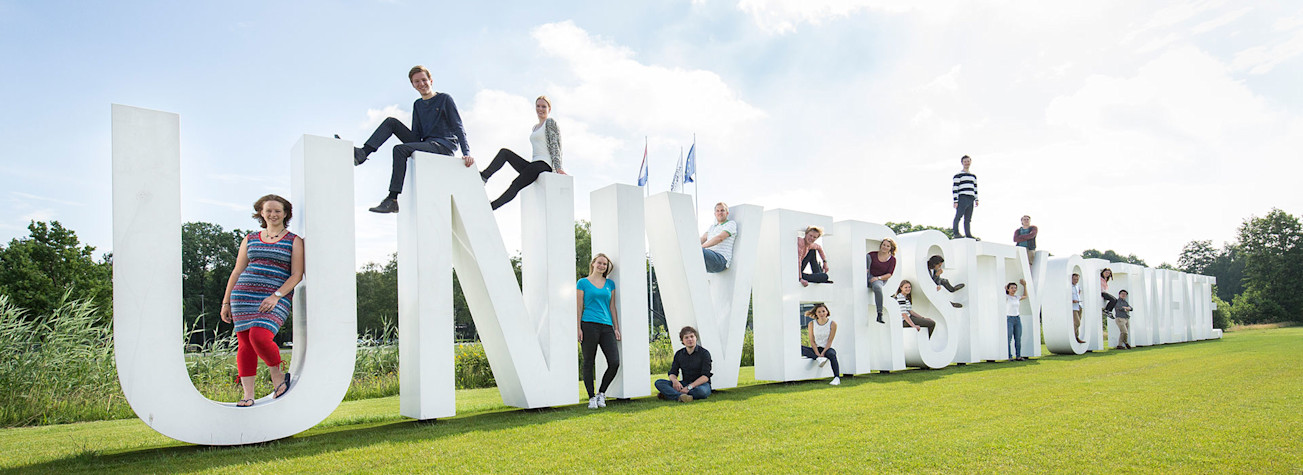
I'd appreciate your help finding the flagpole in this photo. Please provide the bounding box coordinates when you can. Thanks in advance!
[645,136,653,339]
[692,134,699,224]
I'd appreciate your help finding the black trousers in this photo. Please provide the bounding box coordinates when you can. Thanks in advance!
[1101,292,1118,312]
[581,321,620,398]
[952,195,975,238]
[801,346,840,377]
[364,117,453,193]
[801,249,830,283]
[481,148,553,210]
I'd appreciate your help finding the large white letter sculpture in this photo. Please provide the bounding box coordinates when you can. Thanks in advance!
[894,231,960,369]
[111,106,1226,446]
[590,184,650,398]
[644,192,760,389]
[112,105,357,445]
[753,209,837,381]
[398,152,577,418]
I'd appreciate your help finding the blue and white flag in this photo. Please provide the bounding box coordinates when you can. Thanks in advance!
[670,151,685,192]
[684,141,696,184]
[637,140,648,187]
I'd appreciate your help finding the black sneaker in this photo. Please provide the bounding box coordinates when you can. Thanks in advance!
[353,147,369,166]
[875,313,884,324]
[950,301,963,308]
[368,198,399,214]
[951,283,965,291]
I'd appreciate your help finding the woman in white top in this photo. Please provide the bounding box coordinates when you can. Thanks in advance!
[1005,279,1028,361]
[799,303,840,385]
[480,95,566,210]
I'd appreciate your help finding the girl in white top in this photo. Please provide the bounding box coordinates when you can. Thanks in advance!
[1006,279,1028,361]
[800,303,841,385]
[480,95,566,210]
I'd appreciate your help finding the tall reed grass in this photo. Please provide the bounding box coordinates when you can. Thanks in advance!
[1,296,756,427]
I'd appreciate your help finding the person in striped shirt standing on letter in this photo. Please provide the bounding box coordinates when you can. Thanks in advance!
[951,155,978,239]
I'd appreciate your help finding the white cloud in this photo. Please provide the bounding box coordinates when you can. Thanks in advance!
[361,104,407,132]
[196,198,247,211]
[734,0,945,34]
[11,191,83,207]
[531,21,766,144]
[1231,28,1303,74]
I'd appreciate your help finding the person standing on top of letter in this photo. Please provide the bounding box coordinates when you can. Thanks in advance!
[343,65,475,214]
[952,155,978,239]
[700,202,737,273]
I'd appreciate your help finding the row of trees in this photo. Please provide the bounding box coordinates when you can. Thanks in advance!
[2,210,1296,342]
[1177,208,1302,325]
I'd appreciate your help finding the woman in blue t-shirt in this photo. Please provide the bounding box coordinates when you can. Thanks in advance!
[577,253,622,409]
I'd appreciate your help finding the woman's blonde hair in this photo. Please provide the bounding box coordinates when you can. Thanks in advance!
[881,238,897,255]
[536,95,551,109]
[590,253,613,278]
[804,226,823,237]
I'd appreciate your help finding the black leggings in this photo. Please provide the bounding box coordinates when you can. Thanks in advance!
[364,117,454,193]
[481,148,553,210]
[1101,292,1117,312]
[581,321,620,398]
[801,249,830,283]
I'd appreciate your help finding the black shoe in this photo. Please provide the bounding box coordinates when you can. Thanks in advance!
[950,301,963,308]
[875,313,884,324]
[480,173,489,184]
[951,283,965,291]
[353,147,369,166]
[369,198,399,213]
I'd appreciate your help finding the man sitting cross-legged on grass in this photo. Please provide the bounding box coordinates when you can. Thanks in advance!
[655,326,713,402]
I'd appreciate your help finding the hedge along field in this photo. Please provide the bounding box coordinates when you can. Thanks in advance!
[3,327,1299,473]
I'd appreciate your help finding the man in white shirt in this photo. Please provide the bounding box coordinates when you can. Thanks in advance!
[1071,273,1085,344]
[700,202,737,273]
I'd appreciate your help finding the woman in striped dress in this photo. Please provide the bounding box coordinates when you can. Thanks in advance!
[220,194,305,407]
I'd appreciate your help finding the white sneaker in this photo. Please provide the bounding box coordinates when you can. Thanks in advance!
[830,377,841,386]
[596,393,607,408]
[817,357,829,367]
[587,397,598,409]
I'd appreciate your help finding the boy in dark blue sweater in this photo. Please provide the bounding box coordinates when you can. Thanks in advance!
[351,65,475,213]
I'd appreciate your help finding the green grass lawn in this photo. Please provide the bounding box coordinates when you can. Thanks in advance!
[3,327,1300,473]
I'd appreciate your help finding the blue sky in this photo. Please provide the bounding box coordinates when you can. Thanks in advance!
[2,0,1301,268]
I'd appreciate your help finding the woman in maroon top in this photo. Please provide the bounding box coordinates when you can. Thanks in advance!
[867,238,897,323]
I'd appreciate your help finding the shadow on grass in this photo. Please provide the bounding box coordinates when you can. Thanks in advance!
[14,340,1216,473]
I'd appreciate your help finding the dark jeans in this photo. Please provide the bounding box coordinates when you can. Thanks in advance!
[703,249,727,273]
[654,379,711,400]
[364,117,454,193]
[934,275,961,292]
[801,249,829,283]
[1007,315,1023,359]
[581,321,620,398]
[801,346,840,376]
[952,195,975,238]
[1101,292,1117,312]
[481,148,553,210]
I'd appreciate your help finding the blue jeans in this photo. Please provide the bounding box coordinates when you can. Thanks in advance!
[655,379,711,400]
[1007,315,1023,359]
[703,249,727,273]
